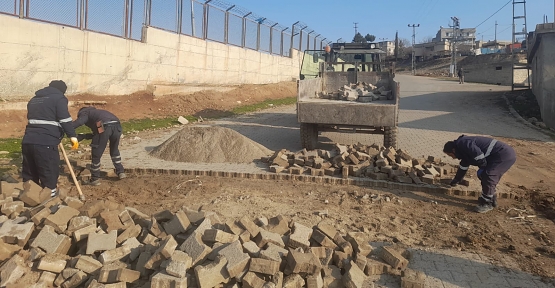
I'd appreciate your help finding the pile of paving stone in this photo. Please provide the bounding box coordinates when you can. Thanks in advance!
[0,180,426,288]
[264,143,470,187]
[319,82,393,103]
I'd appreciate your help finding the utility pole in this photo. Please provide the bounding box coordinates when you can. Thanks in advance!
[495,21,498,42]
[353,22,359,35]
[408,24,419,75]
[449,16,460,77]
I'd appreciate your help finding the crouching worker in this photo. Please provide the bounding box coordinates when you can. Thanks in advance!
[443,135,516,213]
[73,107,126,186]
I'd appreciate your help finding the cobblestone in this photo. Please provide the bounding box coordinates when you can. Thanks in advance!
[108,76,552,288]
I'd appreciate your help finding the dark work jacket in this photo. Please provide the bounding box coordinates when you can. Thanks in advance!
[72,107,120,134]
[452,135,506,182]
[22,87,77,145]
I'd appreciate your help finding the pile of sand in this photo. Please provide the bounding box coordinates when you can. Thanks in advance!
[150,126,272,163]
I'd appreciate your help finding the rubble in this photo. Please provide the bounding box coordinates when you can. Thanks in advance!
[265,143,470,187]
[318,82,393,102]
[0,180,427,287]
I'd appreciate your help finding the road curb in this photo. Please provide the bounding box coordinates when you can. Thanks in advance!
[124,167,519,200]
[502,93,555,138]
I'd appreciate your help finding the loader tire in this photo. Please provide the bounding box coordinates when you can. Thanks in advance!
[300,123,318,150]
[383,126,398,149]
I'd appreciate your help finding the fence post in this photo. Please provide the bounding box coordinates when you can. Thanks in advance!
[190,0,195,37]
[177,0,183,34]
[290,22,297,55]
[124,0,129,38]
[224,5,234,44]
[281,27,288,56]
[269,23,278,54]
[84,0,88,29]
[256,21,260,51]
[241,12,251,48]
[141,0,151,43]
[19,0,24,18]
[129,0,134,38]
[313,34,320,51]
[203,0,212,40]
[306,30,313,50]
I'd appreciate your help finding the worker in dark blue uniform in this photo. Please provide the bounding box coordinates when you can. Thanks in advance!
[444,135,516,213]
[73,107,125,186]
[22,80,79,197]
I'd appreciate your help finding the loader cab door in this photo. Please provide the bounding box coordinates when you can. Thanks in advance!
[300,50,326,79]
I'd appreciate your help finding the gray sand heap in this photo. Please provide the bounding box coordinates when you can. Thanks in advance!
[150,126,272,164]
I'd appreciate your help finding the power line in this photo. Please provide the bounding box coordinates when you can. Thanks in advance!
[474,0,512,29]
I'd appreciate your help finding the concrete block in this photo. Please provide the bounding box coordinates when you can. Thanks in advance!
[345,232,372,257]
[333,233,354,255]
[145,235,178,269]
[0,219,34,246]
[179,232,212,266]
[31,225,71,254]
[311,229,338,249]
[75,255,103,274]
[86,230,117,254]
[162,210,191,236]
[354,255,367,271]
[166,260,188,278]
[203,229,239,243]
[1,200,24,216]
[44,205,80,233]
[0,239,21,261]
[283,274,305,288]
[125,207,150,226]
[287,249,321,274]
[100,210,126,232]
[343,261,366,288]
[151,272,187,288]
[149,217,168,238]
[61,271,88,288]
[306,272,324,288]
[135,251,151,277]
[84,200,105,218]
[117,224,142,244]
[365,258,389,275]
[316,222,337,239]
[61,268,79,281]
[260,243,289,263]
[310,246,334,266]
[103,200,124,212]
[225,220,245,235]
[324,167,339,176]
[31,207,51,226]
[137,229,158,246]
[254,229,285,248]
[67,216,96,233]
[116,268,140,283]
[333,251,351,269]
[37,254,68,273]
[265,215,290,235]
[401,268,426,288]
[63,197,84,210]
[0,254,25,287]
[122,237,143,261]
[118,210,134,228]
[243,241,260,257]
[0,181,19,197]
[216,240,250,278]
[242,272,267,288]
[37,271,57,287]
[73,224,97,242]
[20,186,50,207]
[381,246,408,271]
[98,268,119,283]
[99,245,132,264]
[249,257,280,275]
[194,256,229,288]
[238,216,260,237]
[288,222,312,250]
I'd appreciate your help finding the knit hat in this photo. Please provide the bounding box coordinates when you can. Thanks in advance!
[49,80,67,94]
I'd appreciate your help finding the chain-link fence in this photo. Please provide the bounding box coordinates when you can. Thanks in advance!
[5,0,328,56]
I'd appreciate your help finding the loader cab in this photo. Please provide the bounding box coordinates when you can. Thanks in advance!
[299,42,387,79]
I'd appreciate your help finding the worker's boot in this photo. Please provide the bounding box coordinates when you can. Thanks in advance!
[88,179,101,186]
[492,194,498,208]
[474,196,494,213]
[118,173,127,180]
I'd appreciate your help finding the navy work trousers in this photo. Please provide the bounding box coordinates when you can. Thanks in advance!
[22,144,60,190]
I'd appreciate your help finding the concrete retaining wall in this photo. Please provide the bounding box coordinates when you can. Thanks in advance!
[530,29,555,129]
[0,14,302,100]
[462,61,529,86]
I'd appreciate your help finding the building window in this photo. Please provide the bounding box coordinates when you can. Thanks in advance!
[446,33,450,36]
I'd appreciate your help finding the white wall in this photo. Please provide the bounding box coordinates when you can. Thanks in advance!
[0,15,303,99]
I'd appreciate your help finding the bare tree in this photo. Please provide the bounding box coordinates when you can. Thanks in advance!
[419,36,435,43]
[398,38,411,59]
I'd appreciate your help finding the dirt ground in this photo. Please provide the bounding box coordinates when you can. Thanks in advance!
[0,82,297,138]
[3,80,555,281]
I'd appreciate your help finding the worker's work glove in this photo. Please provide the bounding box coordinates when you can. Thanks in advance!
[70,137,79,150]
[77,133,93,142]
[477,168,484,180]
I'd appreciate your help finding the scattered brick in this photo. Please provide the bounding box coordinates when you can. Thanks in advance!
[86,230,117,254]
[37,254,68,273]
[288,222,312,250]
[401,268,426,288]
[163,210,191,236]
[0,219,34,246]
[343,261,366,288]
[31,225,71,254]
[44,205,80,233]
[381,246,409,271]
[75,255,103,274]
[194,256,229,288]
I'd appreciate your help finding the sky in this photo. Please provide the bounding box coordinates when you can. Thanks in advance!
[224,0,555,43]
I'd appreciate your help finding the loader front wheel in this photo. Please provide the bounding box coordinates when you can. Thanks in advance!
[300,123,318,150]
[384,126,398,149]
